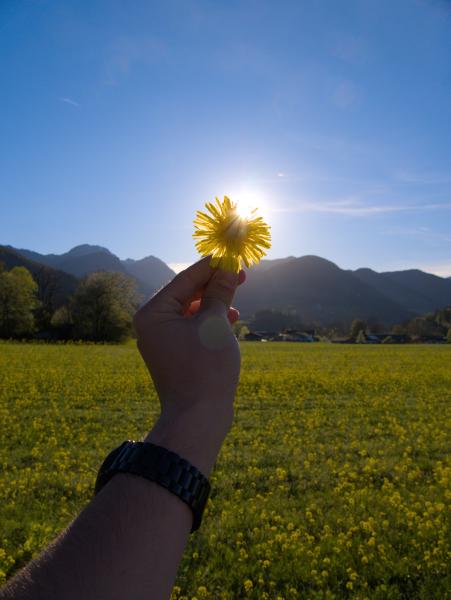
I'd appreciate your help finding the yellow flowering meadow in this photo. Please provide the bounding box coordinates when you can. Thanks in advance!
[0,341,450,599]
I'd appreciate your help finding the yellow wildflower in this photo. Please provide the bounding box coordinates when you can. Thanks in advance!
[193,195,271,272]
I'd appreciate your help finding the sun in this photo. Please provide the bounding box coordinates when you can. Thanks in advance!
[232,190,270,223]
[235,199,257,220]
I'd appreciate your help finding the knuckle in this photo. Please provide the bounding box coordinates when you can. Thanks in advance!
[213,277,236,294]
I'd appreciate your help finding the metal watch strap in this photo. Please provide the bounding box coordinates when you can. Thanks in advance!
[94,441,211,533]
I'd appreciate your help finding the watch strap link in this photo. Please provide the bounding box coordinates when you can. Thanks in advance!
[95,441,211,532]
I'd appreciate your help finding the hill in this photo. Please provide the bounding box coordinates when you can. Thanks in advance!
[122,256,175,297]
[236,256,451,327]
[0,246,78,310]
[382,269,451,309]
[4,244,451,328]
[352,268,451,315]
[235,256,415,327]
[7,244,175,300]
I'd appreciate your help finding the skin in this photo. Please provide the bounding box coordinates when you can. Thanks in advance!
[0,256,245,600]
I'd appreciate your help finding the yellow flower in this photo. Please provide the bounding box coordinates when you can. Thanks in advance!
[193,195,271,272]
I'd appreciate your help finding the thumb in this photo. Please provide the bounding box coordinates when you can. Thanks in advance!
[200,268,239,315]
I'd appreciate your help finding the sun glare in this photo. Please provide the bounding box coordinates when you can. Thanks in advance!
[232,189,269,222]
[235,199,256,220]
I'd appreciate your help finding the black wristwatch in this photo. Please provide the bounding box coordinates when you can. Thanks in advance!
[94,440,211,532]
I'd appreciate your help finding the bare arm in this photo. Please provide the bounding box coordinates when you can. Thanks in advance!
[1,257,244,600]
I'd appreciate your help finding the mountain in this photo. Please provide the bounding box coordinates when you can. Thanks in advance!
[60,244,112,258]
[253,257,297,272]
[352,268,448,315]
[353,269,438,314]
[381,269,451,305]
[123,256,175,296]
[54,251,127,279]
[0,246,78,309]
[4,244,451,328]
[11,244,125,278]
[235,256,414,326]
[6,244,175,300]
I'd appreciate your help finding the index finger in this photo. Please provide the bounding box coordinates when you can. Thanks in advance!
[141,256,214,315]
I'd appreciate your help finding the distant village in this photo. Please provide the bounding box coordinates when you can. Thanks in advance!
[238,307,451,345]
[240,328,449,344]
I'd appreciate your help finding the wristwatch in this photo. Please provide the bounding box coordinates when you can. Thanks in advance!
[94,440,211,532]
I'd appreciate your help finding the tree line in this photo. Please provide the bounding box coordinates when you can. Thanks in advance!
[0,263,140,342]
[234,308,451,343]
[2,263,450,343]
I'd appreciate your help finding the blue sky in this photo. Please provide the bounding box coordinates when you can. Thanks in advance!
[1,0,451,275]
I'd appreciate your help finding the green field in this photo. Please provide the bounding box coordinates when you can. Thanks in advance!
[0,342,450,599]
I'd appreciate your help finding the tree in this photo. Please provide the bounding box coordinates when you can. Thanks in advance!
[392,324,407,335]
[71,272,140,342]
[50,305,73,339]
[238,325,250,340]
[0,266,38,338]
[407,317,441,339]
[350,319,366,339]
[34,267,66,331]
[355,329,366,344]
[447,327,451,344]
[436,308,451,329]
[231,320,245,337]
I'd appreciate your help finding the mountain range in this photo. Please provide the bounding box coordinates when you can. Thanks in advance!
[1,244,451,327]
[1,244,175,301]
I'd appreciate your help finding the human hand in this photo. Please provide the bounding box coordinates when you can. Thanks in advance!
[133,257,245,473]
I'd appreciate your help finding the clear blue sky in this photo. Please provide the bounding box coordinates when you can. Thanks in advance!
[1,0,451,275]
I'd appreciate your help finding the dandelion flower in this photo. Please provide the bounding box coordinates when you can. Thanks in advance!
[193,195,271,272]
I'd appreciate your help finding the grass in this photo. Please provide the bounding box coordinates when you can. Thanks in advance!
[0,341,450,599]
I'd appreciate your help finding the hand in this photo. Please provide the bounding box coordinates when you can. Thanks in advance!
[133,257,245,473]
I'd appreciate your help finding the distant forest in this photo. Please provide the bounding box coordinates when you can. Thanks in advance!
[0,262,139,342]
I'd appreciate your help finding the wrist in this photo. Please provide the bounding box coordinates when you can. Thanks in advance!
[144,403,233,476]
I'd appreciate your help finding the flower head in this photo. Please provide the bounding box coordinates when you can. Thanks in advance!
[193,195,271,272]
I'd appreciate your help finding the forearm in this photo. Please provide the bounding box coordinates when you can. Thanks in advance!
[1,409,232,600]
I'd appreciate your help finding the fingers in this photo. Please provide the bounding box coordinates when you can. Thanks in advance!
[200,268,240,316]
[136,257,246,326]
[228,307,240,324]
[185,299,240,323]
[142,256,214,314]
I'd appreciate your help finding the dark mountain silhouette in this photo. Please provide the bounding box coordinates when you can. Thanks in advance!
[0,246,78,310]
[235,256,415,326]
[253,257,297,272]
[11,244,125,278]
[6,244,175,301]
[123,256,174,296]
[4,244,451,327]
[61,244,112,257]
[54,251,127,279]
[352,268,447,315]
[381,269,451,311]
